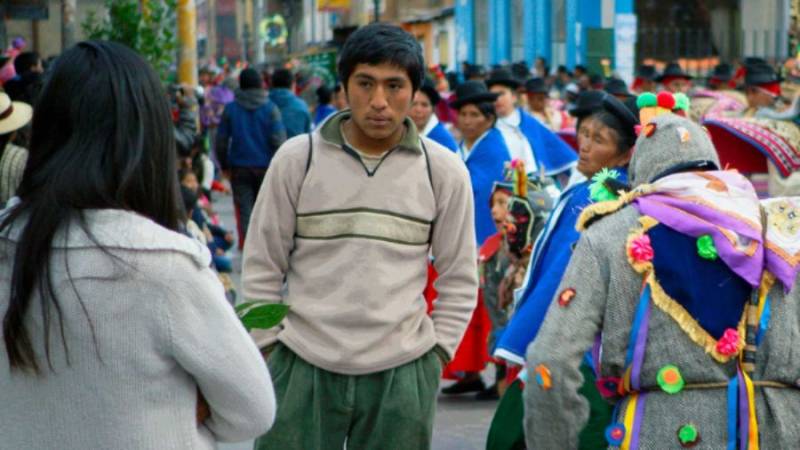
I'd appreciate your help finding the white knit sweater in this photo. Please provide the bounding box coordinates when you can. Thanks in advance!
[0,208,275,449]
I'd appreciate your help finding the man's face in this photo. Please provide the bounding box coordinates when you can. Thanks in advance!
[746,86,776,109]
[489,85,517,117]
[409,91,434,132]
[345,63,414,141]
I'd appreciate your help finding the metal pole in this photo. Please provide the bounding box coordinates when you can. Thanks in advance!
[373,0,379,22]
[177,0,198,87]
[62,0,77,50]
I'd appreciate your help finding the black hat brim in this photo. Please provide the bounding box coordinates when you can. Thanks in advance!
[450,92,500,109]
[656,73,694,82]
[485,78,521,90]
[745,75,784,86]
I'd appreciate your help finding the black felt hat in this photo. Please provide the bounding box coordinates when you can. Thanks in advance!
[636,64,659,81]
[602,94,639,143]
[464,63,486,79]
[485,68,521,89]
[709,63,734,82]
[511,61,531,83]
[524,77,547,94]
[450,80,500,109]
[568,90,606,118]
[656,62,693,82]
[604,78,634,98]
[744,63,783,86]
[418,78,441,105]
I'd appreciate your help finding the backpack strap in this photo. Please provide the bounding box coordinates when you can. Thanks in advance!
[420,139,436,246]
[305,132,313,175]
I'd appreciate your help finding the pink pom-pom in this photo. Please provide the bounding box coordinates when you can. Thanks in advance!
[656,91,676,110]
[629,234,654,263]
[716,328,740,356]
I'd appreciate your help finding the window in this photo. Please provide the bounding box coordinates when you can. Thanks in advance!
[474,0,489,64]
[511,0,525,60]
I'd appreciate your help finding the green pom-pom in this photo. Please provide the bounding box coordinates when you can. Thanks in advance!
[678,424,699,444]
[637,92,657,108]
[589,168,621,202]
[697,235,718,260]
[674,93,690,111]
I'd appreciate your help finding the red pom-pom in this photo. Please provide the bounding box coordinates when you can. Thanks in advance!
[656,91,676,110]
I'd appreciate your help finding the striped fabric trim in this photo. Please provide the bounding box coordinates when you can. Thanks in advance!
[296,208,432,246]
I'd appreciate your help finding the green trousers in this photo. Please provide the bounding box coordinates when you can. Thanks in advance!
[255,344,442,450]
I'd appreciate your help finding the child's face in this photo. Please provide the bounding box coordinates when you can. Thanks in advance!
[491,190,511,233]
[181,173,199,193]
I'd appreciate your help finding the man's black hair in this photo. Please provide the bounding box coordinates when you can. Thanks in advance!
[316,85,332,104]
[337,23,424,92]
[14,51,40,75]
[271,69,293,89]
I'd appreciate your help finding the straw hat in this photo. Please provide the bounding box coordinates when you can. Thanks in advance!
[0,92,32,135]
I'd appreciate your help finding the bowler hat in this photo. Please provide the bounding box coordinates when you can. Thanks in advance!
[636,65,658,81]
[568,90,606,118]
[524,77,548,94]
[604,78,634,98]
[744,63,782,86]
[709,63,734,82]
[486,68,521,90]
[450,80,500,109]
[656,62,693,82]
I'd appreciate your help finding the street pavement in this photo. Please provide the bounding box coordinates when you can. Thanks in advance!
[211,188,496,450]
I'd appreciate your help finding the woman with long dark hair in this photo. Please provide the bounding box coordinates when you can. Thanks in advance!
[0,41,275,449]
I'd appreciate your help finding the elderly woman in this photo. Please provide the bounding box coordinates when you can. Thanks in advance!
[525,102,800,448]
[487,93,638,450]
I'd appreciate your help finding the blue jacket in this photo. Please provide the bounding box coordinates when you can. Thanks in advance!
[426,122,458,152]
[269,88,312,138]
[314,103,337,127]
[495,167,627,364]
[517,107,577,176]
[460,127,512,245]
[216,89,286,170]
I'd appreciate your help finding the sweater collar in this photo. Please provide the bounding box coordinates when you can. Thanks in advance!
[319,109,422,154]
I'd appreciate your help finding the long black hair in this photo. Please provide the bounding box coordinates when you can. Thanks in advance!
[1,41,181,374]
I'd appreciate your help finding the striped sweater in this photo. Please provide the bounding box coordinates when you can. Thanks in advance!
[243,111,478,375]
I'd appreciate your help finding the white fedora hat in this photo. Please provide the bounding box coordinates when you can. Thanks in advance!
[0,92,32,135]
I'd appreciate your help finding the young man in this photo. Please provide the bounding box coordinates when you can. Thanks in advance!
[268,68,312,138]
[486,68,577,180]
[243,23,478,450]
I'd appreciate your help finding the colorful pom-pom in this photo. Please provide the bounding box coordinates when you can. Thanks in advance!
[657,364,685,394]
[605,424,626,446]
[674,93,690,111]
[696,235,718,260]
[678,423,701,447]
[716,328,740,356]
[557,288,576,307]
[629,234,654,263]
[657,91,676,110]
[636,92,657,108]
[589,168,621,202]
[534,364,552,390]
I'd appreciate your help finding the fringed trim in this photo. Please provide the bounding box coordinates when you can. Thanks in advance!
[648,275,747,363]
[577,185,655,232]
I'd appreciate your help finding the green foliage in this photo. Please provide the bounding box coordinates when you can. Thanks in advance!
[81,0,177,82]
[236,302,289,332]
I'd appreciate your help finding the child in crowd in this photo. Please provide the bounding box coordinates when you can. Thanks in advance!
[180,169,235,274]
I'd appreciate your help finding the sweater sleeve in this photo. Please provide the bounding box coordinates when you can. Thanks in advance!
[430,156,479,359]
[164,256,276,442]
[523,233,608,449]
[241,142,304,348]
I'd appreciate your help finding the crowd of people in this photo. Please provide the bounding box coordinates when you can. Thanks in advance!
[0,21,799,450]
